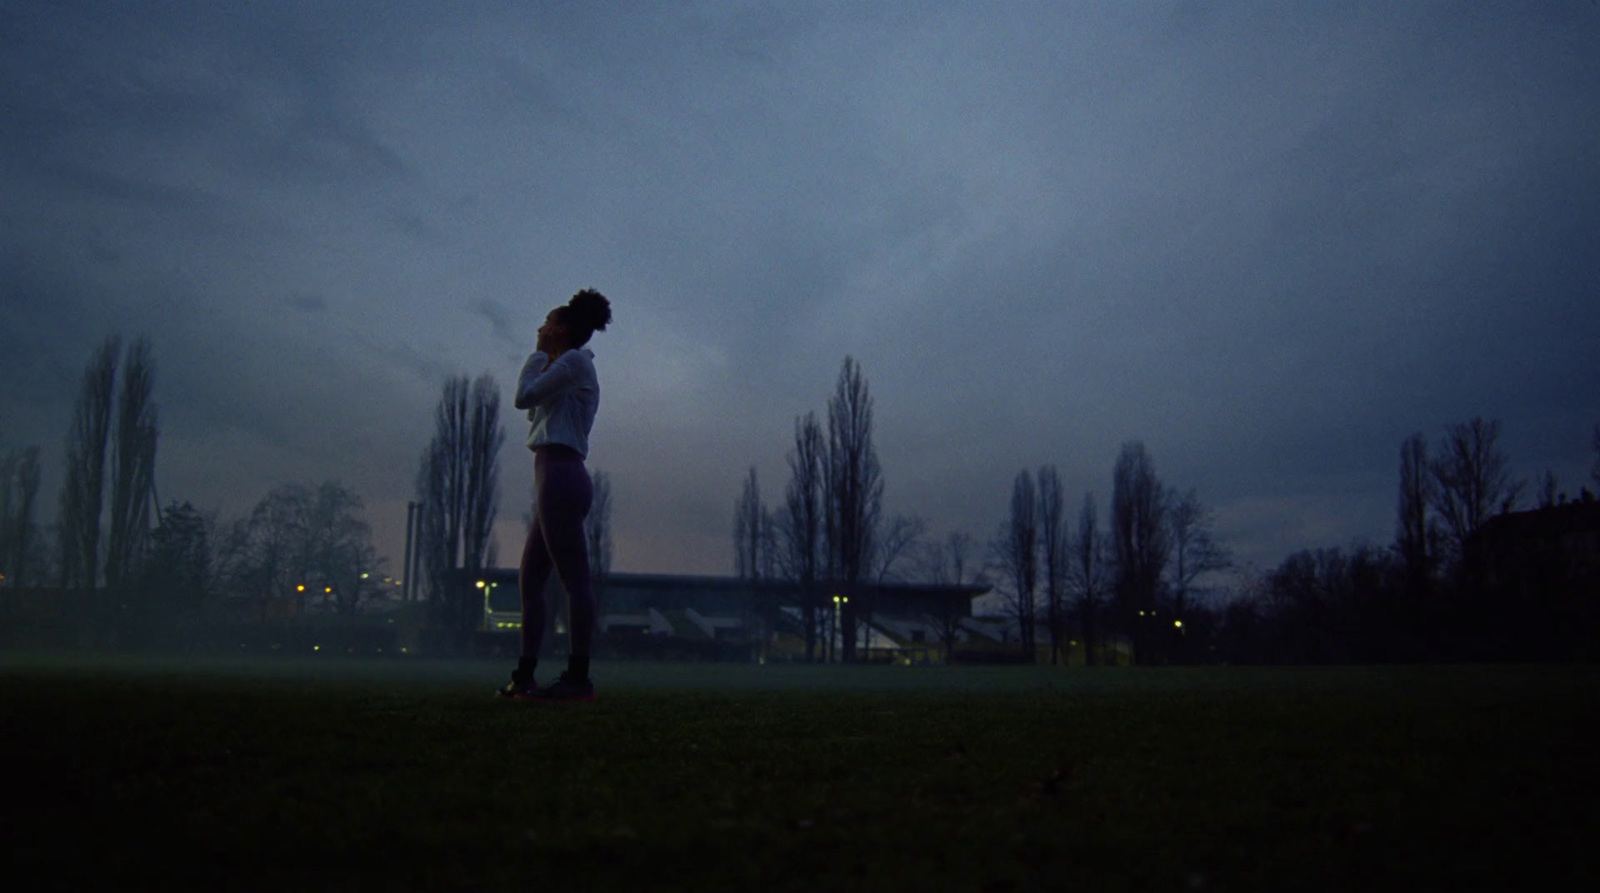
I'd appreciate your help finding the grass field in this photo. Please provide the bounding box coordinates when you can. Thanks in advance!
[3,655,1596,892]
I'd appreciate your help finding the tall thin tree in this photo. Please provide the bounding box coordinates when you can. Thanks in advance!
[1396,433,1435,626]
[825,357,883,661]
[784,412,824,660]
[586,469,613,591]
[58,336,120,591]
[1,447,40,589]
[1037,465,1067,665]
[416,374,502,649]
[105,338,158,594]
[1069,492,1108,665]
[1111,441,1170,664]
[1590,423,1599,489]
[462,374,503,584]
[733,465,763,579]
[990,470,1038,662]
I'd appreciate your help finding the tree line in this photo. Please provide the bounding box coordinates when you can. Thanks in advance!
[733,358,1234,665]
[1225,418,1600,664]
[733,357,927,661]
[2,337,404,650]
[410,371,614,655]
[980,442,1230,665]
[732,357,1600,665]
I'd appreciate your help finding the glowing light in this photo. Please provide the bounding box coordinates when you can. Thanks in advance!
[313,645,321,651]
[296,584,306,592]
[324,586,332,593]
[476,580,486,589]
[361,573,369,579]
[1174,620,1184,629]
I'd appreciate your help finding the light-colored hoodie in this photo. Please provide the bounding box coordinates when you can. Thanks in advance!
[515,348,598,458]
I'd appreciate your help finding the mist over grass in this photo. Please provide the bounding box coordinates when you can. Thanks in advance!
[5,658,1595,891]
[0,651,1538,695]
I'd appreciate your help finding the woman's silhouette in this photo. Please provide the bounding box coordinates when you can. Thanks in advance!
[498,288,612,701]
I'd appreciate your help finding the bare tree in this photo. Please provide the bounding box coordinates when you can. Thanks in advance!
[758,507,779,582]
[1394,433,1438,648]
[219,482,312,614]
[782,412,825,660]
[1167,489,1230,615]
[1037,465,1067,665]
[215,482,379,618]
[140,501,212,625]
[1,446,41,589]
[586,469,613,589]
[417,374,503,650]
[872,513,926,583]
[1068,492,1109,665]
[733,465,763,579]
[1537,470,1559,509]
[58,336,119,591]
[1111,441,1169,663]
[921,530,976,662]
[1429,417,1523,566]
[825,356,883,661]
[1167,488,1230,661]
[105,338,158,594]
[989,470,1038,662]
[1591,423,1599,489]
[462,375,503,585]
[302,481,382,616]
[1396,434,1435,587]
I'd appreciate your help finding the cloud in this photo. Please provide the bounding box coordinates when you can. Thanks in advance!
[3,1,1597,580]
[285,294,328,313]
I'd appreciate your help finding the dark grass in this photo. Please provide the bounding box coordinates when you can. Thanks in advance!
[3,656,1597,892]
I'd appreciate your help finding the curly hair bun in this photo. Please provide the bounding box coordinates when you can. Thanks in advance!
[568,288,612,333]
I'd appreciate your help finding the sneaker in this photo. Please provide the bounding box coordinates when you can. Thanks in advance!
[495,668,538,700]
[534,671,595,702]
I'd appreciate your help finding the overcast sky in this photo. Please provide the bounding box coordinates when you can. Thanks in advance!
[4,1,1598,588]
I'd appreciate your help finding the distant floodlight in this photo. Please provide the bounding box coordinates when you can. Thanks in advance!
[1174,620,1183,629]
[297,584,306,592]
[476,580,486,589]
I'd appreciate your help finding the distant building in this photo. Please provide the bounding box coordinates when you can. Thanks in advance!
[1465,498,1600,658]
[459,569,992,663]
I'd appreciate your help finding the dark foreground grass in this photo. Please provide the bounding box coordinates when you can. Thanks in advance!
[3,657,1596,892]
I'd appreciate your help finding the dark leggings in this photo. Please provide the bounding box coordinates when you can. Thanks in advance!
[519,445,595,660]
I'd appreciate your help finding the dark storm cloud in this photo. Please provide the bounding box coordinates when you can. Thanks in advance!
[3,1,1597,579]
[470,299,519,351]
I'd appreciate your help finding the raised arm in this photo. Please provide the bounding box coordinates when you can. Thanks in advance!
[515,351,579,410]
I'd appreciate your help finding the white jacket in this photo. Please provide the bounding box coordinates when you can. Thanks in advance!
[515,349,599,458]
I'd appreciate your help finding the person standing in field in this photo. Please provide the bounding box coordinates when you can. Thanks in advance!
[498,288,612,702]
